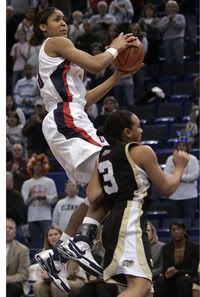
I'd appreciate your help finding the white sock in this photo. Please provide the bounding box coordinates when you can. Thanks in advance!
[60,232,70,242]
[82,217,100,228]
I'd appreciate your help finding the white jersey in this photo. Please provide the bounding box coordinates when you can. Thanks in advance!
[38,38,87,112]
[38,37,108,185]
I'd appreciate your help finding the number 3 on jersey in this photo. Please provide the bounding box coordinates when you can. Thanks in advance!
[98,160,118,194]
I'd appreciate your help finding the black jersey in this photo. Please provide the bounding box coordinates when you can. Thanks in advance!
[98,142,151,209]
[99,142,153,284]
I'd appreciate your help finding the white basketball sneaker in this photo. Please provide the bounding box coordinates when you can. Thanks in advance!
[57,238,103,277]
[35,249,71,295]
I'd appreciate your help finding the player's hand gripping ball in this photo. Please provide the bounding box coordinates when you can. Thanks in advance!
[113,38,144,72]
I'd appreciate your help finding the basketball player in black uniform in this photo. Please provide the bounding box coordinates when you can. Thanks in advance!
[86,110,189,297]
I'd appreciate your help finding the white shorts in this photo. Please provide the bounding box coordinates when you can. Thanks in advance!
[42,102,107,185]
[102,200,152,285]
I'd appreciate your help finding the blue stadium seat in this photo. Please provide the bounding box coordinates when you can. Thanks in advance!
[147,219,159,230]
[168,123,186,139]
[47,172,68,195]
[142,125,169,147]
[166,138,178,148]
[183,101,192,116]
[156,102,183,120]
[144,64,160,83]
[133,104,157,123]
[157,229,170,242]
[162,218,192,230]
[154,117,175,126]
[160,63,185,78]
[159,75,177,84]
[169,95,191,103]
[156,149,172,164]
[185,61,199,75]
[148,211,168,229]
[141,140,159,150]
[181,115,190,123]
[172,81,196,96]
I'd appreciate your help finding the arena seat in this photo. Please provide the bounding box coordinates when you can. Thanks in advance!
[154,117,175,126]
[160,63,185,78]
[185,61,199,75]
[133,104,157,123]
[169,94,191,103]
[142,125,169,147]
[172,80,196,96]
[144,63,160,82]
[162,218,192,230]
[156,102,183,120]
[141,140,159,150]
[47,172,68,195]
[168,123,186,139]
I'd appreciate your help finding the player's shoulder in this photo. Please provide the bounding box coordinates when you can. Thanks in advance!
[46,36,73,47]
[129,143,155,154]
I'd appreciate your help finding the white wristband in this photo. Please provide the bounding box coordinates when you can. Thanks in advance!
[105,47,118,59]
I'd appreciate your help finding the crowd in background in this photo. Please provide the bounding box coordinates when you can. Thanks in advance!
[6,0,199,297]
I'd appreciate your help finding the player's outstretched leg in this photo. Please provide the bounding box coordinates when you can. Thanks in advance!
[35,249,71,295]
[57,223,103,276]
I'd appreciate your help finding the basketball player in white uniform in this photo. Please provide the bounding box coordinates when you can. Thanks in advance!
[29,6,142,295]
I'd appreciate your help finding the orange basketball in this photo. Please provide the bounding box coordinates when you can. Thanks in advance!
[113,39,144,72]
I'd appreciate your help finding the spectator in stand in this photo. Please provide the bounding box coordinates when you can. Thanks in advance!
[53,180,84,231]
[138,3,161,64]
[75,19,101,54]
[6,111,25,146]
[164,138,199,226]
[21,153,57,248]
[35,0,53,13]
[154,221,199,297]
[7,143,28,191]
[6,95,26,126]
[13,63,40,117]
[6,172,25,242]
[10,29,30,90]
[15,7,35,42]
[6,218,30,297]
[6,0,33,19]
[94,95,119,128]
[33,224,87,297]
[159,0,186,64]
[90,1,116,27]
[108,0,134,32]
[68,10,84,44]
[6,5,20,94]
[147,222,164,282]
[90,1,116,44]
[183,77,199,146]
[85,0,113,17]
[22,99,48,157]
[178,0,198,57]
